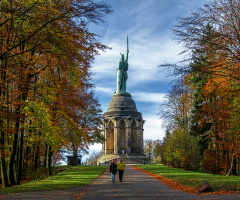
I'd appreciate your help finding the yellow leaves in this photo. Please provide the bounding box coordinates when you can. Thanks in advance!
[22,99,63,149]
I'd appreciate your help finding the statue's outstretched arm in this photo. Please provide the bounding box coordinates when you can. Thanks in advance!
[126,36,129,62]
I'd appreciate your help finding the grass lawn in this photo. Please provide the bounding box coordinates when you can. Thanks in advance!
[0,165,109,195]
[136,164,240,192]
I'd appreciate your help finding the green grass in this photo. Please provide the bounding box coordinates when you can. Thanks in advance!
[0,165,109,195]
[137,164,240,192]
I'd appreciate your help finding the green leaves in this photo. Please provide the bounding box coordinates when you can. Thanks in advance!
[0,0,111,186]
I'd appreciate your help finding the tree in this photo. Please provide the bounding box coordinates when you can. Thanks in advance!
[173,0,240,83]
[159,78,192,133]
[152,140,162,164]
[186,24,240,174]
[163,128,200,170]
[144,139,153,162]
[86,151,102,165]
[160,0,240,174]
[64,91,103,166]
[0,0,112,186]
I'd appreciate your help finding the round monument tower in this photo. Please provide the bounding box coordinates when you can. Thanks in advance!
[98,37,147,164]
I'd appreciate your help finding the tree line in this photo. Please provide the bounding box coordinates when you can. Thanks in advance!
[0,0,111,187]
[154,0,240,175]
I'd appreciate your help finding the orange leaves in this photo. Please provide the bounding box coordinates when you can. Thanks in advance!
[0,0,111,185]
[134,166,196,194]
[161,0,240,175]
[134,166,240,195]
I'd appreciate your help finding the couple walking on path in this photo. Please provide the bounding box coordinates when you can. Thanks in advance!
[109,159,125,183]
[2,165,240,199]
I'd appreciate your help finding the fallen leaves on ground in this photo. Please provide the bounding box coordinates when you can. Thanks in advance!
[133,166,240,195]
[133,166,196,194]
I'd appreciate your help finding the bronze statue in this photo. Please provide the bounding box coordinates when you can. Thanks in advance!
[116,36,129,94]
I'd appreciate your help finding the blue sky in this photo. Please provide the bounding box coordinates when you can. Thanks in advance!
[87,0,206,154]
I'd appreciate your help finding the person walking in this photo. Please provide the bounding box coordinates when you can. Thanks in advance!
[109,159,117,183]
[117,159,125,182]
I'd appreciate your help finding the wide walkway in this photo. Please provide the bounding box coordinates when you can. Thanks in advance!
[1,165,240,200]
[80,165,240,200]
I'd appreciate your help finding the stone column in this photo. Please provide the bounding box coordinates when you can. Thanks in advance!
[114,118,120,154]
[134,119,138,154]
[104,120,109,154]
[101,122,105,154]
[140,129,144,154]
[140,120,145,154]
[125,118,132,154]
[136,124,141,154]
[136,119,143,154]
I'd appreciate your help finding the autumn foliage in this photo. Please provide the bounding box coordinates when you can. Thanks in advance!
[159,0,240,176]
[133,166,196,194]
[0,0,111,187]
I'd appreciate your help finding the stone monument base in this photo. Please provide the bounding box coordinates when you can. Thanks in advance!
[97,154,148,165]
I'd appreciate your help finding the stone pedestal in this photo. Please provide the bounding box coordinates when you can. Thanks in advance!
[98,94,147,164]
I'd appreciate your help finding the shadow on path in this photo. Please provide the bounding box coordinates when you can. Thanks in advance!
[80,165,240,200]
[0,185,87,200]
[1,165,240,200]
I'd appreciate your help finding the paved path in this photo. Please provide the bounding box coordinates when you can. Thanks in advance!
[80,165,240,200]
[1,165,240,200]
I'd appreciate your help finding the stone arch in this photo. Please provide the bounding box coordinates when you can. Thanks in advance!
[131,120,138,153]
[107,121,114,154]
[108,118,115,125]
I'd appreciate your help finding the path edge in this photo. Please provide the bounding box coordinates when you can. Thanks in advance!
[133,165,240,196]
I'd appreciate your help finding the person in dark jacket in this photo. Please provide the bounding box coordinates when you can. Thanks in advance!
[109,159,117,183]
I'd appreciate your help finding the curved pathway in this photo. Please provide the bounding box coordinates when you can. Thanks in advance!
[1,165,240,200]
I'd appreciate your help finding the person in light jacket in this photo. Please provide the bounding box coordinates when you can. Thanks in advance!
[117,159,125,182]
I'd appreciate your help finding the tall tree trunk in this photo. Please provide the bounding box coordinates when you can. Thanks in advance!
[0,60,10,187]
[15,73,30,184]
[227,152,235,176]
[0,120,10,188]
[72,145,77,166]
[34,144,40,172]
[8,106,21,185]
[16,122,24,185]
[21,145,31,179]
[46,144,52,177]
[232,156,237,175]
[0,152,10,188]
[44,143,47,168]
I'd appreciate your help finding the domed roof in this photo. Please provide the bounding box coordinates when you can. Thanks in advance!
[103,94,142,118]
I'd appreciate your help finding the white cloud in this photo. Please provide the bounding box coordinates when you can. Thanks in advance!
[132,92,166,103]
[95,86,114,95]
[88,143,102,151]
[92,36,183,88]
[144,116,165,141]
